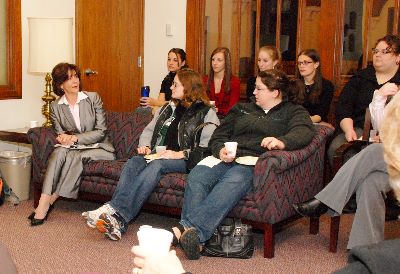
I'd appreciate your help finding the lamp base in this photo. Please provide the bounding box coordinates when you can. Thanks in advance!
[41,73,56,127]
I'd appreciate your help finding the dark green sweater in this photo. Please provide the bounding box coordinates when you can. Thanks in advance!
[210,101,315,157]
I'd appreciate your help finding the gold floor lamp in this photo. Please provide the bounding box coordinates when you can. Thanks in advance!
[28,17,74,127]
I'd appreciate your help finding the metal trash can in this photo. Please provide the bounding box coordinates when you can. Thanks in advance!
[0,151,31,201]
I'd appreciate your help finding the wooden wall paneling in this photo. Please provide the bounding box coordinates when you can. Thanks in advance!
[254,0,261,74]
[296,0,305,55]
[276,0,282,51]
[394,0,400,33]
[186,0,205,74]
[362,0,373,69]
[218,0,223,46]
[234,0,242,75]
[319,0,344,84]
[0,0,21,99]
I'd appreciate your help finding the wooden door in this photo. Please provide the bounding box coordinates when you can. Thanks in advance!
[76,0,144,112]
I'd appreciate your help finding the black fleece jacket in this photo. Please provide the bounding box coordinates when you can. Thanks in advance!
[209,101,315,158]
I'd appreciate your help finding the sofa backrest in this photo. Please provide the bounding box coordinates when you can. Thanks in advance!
[106,108,152,159]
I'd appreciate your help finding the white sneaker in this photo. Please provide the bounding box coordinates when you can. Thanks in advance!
[96,213,122,241]
[82,204,116,228]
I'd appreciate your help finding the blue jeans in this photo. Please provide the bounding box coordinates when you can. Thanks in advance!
[109,156,187,230]
[180,162,254,242]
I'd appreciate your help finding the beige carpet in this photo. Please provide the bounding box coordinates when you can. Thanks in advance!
[0,199,399,274]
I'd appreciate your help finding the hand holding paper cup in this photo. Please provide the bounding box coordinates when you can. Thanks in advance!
[136,225,173,255]
[224,142,238,157]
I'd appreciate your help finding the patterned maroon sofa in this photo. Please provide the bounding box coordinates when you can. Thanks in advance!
[27,108,334,258]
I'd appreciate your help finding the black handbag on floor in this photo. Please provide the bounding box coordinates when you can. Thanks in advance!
[201,218,254,259]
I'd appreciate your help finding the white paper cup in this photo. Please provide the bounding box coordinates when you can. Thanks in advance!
[156,146,167,154]
[29,121,39,128]
[224,142,238,157]
[137,226,173,255]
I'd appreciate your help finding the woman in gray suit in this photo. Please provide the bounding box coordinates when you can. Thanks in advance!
[29,63,115,226]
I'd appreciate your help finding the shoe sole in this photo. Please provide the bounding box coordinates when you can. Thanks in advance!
[180,228,200,260]
[96,218,121,241]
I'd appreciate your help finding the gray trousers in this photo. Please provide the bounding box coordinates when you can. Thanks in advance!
[42,147,115,199]
[316,143,391,249]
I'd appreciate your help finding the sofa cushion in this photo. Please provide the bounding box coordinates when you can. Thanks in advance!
[106,110,152,160]
[82,159,128,181]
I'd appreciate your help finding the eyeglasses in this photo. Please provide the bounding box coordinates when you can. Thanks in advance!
[372,47,393,55]
[297,61,314,66]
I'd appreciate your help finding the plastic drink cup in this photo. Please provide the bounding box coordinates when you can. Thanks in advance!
[224,142,238,157]
[156,146,167,154]
[136,225,173,255]
[141,86,150,97]
[29,121,39,128]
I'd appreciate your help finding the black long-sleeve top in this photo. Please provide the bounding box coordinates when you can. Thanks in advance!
[302,78,334,122]
[336,66,400,130]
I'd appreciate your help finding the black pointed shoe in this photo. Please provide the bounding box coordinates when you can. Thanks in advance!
[30,204,55,226]
[293,198,328,217]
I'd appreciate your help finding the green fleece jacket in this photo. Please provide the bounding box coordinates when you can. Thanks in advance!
[210,101,315,158]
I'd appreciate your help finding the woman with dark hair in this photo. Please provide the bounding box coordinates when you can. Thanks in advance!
[172,69,315,260]
[204,47,240,116]
[246,45,282,102]
[140,48,187,108]
[82,69,219,241]
[29,63,115,226]
[327,34,400,165]
[292,49,334,126]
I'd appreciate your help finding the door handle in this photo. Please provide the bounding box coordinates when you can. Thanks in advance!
[85,68,98,76]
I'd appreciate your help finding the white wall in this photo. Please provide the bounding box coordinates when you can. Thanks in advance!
[0,0,187,149]
[144,0,187,97]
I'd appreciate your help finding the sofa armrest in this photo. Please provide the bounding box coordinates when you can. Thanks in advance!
[254,125,334,180]
[27,127,57,183]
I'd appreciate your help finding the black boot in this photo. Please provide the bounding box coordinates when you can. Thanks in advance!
[293,198,328,217]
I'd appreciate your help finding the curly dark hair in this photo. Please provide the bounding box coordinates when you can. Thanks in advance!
[375,34,400,55]
[51,63,82,96]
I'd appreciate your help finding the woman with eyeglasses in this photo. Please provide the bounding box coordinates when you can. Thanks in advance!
[327,34,400,166]
[82,69,219,241]
[29,63,116,226]
[246,45,282,102]
[140,48,188,108]
[291,49,334,128]
[172,69,315,260]
[204,47,240,116]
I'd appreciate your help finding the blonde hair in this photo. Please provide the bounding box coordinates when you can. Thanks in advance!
[380,92,400,201]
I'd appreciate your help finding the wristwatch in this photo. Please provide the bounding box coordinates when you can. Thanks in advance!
[183,150,189,160]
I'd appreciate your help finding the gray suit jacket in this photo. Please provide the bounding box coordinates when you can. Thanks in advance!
[50,91,114,153]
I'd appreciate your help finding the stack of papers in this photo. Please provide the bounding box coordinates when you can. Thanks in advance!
[54,143,100,150]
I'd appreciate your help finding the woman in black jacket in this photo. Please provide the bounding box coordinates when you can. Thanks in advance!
[82,69,219,241]
[174,69,315,260]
